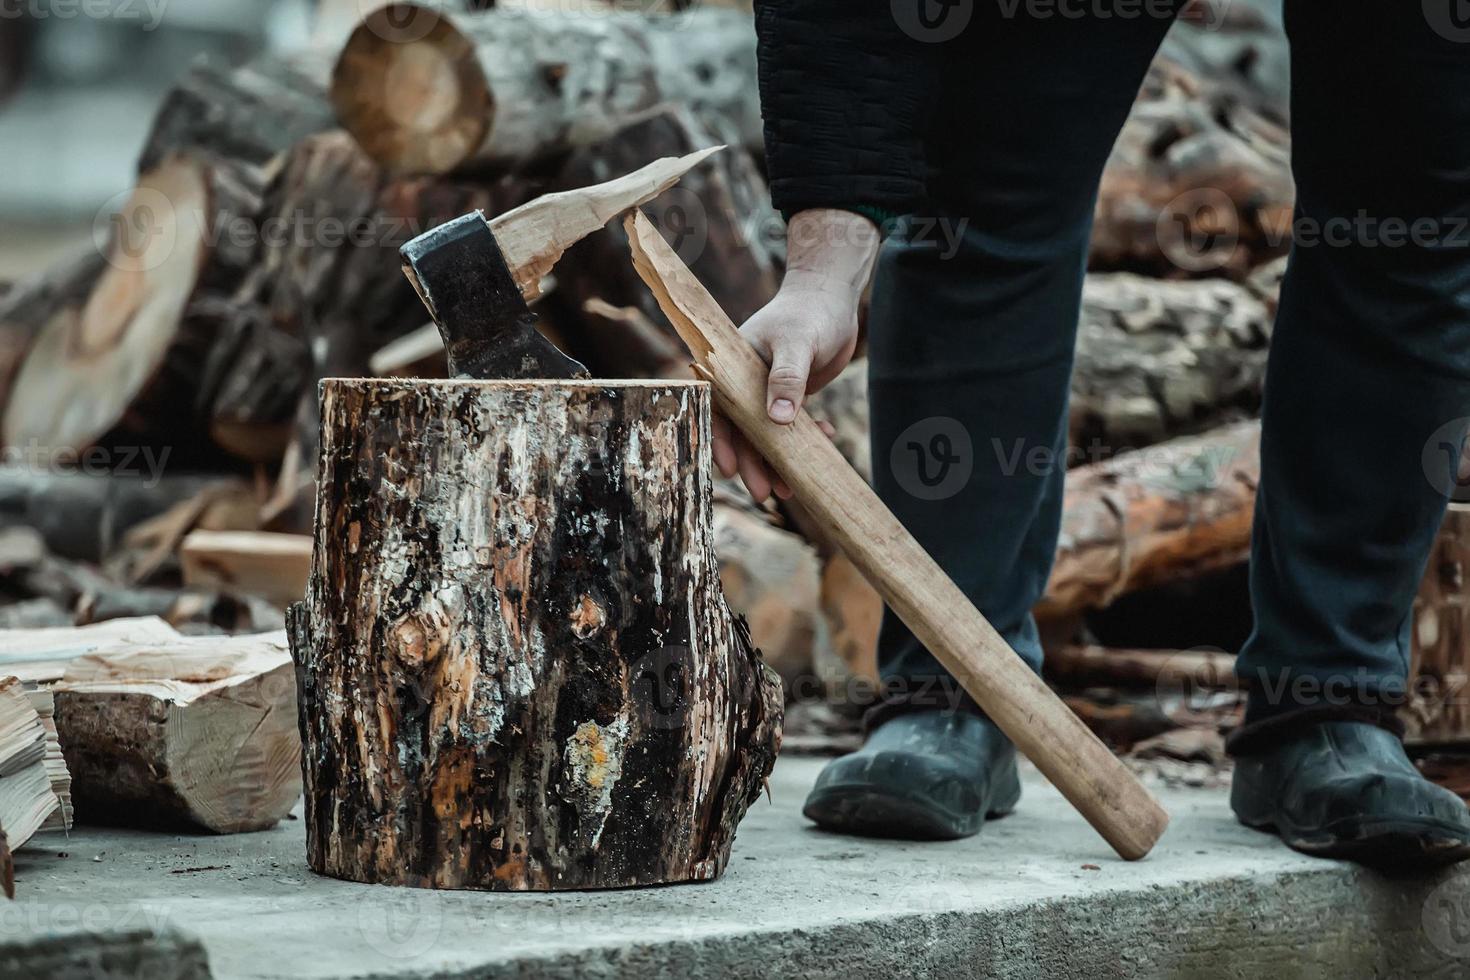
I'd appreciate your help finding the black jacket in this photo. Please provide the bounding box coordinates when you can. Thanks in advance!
[754,0,944,221]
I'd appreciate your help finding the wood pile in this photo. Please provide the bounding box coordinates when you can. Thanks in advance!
[0,0,1464,886]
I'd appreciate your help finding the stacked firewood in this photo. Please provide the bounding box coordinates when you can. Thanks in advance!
[0,0,1455,873]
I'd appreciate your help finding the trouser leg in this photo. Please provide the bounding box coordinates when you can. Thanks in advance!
[1234,5,1470,734]
[866,6,1181,721]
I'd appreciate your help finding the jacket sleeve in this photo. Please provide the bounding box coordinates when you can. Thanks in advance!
[754,0,944,221]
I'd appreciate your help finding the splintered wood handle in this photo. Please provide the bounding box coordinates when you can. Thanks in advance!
[626,211,1170,861]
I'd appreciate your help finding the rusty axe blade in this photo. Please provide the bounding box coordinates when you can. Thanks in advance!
[399,146,723,380]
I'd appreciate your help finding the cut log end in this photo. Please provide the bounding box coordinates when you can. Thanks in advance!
[2,155,209,451]
[331,5,492,175]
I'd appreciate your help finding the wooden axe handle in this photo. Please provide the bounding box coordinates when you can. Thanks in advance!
[626,211,1170,861]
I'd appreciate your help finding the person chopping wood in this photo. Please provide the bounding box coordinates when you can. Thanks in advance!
[726,1,1470,867]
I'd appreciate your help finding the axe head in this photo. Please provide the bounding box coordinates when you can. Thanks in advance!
[400,211,589,380]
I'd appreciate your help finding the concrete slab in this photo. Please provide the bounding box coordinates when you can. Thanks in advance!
[7,756,1470,979]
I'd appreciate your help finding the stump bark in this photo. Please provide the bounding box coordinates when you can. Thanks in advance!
[290,378,782,890]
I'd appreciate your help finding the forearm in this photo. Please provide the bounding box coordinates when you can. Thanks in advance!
[783,208,881,296]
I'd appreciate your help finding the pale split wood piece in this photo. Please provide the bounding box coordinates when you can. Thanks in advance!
[625,210,1171,861]
[487,146,722,303]
[2,627,301,834]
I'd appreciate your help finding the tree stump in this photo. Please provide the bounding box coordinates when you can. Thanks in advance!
[289,378,782,890]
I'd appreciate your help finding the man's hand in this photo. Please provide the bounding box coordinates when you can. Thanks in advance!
[713,209,880,502]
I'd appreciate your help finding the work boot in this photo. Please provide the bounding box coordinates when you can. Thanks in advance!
[801,710,1020,840]
[1231,720,1470,870]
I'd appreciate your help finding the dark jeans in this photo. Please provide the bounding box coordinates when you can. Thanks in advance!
[866,5,1470,732]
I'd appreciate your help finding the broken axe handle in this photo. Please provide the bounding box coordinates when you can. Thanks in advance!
[626,211,1170,861]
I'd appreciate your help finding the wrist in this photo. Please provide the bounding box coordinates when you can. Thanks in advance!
[784,208,880,292]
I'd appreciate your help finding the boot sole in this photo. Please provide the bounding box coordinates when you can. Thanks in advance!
[1238,813,1470,871]
[802,757,1022,841]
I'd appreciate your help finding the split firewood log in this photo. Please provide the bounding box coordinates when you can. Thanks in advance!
[331,3,761,175]
[291,378,781,889]
[816,552,882,701]
[543,107,780,377]
[1,52,339,462]
[0,618,183,831]
[0,676,62,861]
[0,529,282,635]
[1063,687,1243,750]
[1092,57,1292,280]
[1071,272,1271,451]
[3,629,300,833]
[180,531,311,610]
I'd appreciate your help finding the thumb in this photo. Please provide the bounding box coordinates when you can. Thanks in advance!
[765,340,812,425]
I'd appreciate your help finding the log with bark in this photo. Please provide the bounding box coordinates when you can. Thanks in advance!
[0,468,229,563]
[2,52,342,460]
[331,3,761,175]
[1406,503,1470,744]
[137,53,336,177]
[1040,420,1260,620]
[291,377,781,889]
[1092,58,1293,280]
[808,422,1262,676]
[3,628,300,833]
[1045,643,1239,692]
[1071,272,1271,451]
[2,153,261,461]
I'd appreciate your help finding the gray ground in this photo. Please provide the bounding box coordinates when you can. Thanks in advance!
[7,755,1470,979]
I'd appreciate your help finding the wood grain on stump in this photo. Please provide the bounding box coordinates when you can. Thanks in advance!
[290,378,782,890]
